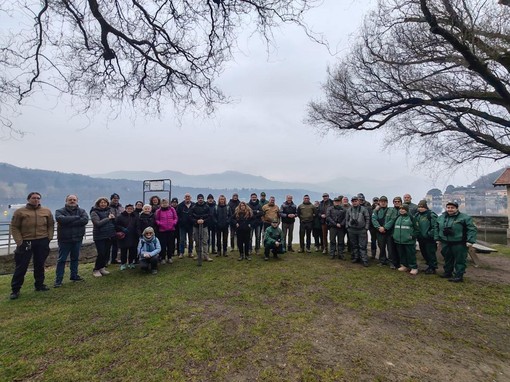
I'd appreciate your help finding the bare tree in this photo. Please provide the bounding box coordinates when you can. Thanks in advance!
[0,0,321,132]
[307,0,510,169]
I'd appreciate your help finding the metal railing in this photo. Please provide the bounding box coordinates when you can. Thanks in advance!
[0,222,95,255]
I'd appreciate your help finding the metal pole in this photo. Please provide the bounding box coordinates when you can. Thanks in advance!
[197,224,203,266]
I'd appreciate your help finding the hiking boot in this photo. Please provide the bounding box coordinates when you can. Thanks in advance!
[448,276,463,283]
[92,270,102,277]
[35,285,50,292]
[363,262,369,267]
[178,253,184,259]
[424,267,436,275]
[398,266,409,272]
[351,258,360,263]
[54,282,63,288]
[99,268,110,275]
[297,248,304,253]
[389,264,397,270]
[238,256,244,261]
[151,269,158,275]
[160,259,166,264]
[288,247,294,252]
[167,258,173,264]
[314,246,319,252]
[409,268,419,275]
[440,273,453,279]
[9,291,20,300]
[306,248,312,253]
[120,264,127,271]
[264,256,269,261]
[71,275,85,282]
[246,256,252,261]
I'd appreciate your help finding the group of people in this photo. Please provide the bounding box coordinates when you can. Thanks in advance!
[8,189,477,300]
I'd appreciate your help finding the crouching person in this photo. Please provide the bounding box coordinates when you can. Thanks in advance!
[263,219,286,261]
[138,227,161,275]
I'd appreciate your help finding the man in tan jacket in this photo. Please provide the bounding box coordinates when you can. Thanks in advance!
[10,192,55,300]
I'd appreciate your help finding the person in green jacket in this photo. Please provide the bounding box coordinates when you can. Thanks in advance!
[414,200,438,274]
[371,196,398,267]
[263,219,286,260]
[434,201,477,283]
[392,204,420,275]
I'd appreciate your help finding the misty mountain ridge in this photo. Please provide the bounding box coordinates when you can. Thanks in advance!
[91,169,434,199]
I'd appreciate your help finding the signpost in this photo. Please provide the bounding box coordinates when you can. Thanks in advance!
[143,179,172,204]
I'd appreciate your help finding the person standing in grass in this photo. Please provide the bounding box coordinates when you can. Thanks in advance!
[9,192,55,300]
[392,204,419,275]
[232,202,253,261]
[435,201,477,283]
[154,198,178,264]
[54,194,89,288]
[115,204,139,270]
[414,200,438,274]
[90,197,115,278]
[297,194,316,253]
[138,227,161,274]
[214,195,231,257]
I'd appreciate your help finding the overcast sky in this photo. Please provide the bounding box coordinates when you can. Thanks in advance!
[0,0,506,196]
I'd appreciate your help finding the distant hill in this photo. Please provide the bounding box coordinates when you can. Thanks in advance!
[469,168,508,189]
[92,169,434,200]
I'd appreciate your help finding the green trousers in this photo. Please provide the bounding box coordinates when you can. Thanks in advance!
[441,242,467,277]
[395,243,417,269]
[417,238,438,269]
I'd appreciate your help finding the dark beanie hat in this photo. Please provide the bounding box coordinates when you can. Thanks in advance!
[400,204,409,212]
[418,200,428,208]
[171,197,178,203]
[207,194,214,200]
[197,193,204,199]
[110,193,120,200]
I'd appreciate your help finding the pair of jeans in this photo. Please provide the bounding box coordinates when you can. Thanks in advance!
[179,225,194,254]
[55,240,83,283]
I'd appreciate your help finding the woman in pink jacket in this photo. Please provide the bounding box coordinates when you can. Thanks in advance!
[154,198,178,264]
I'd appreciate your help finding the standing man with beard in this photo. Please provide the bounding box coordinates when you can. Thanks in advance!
[345,196,370,267]
[190,194,213,262]
[319,193,333,254]
[228,193,240,251]
[248,193,264,255]
[177,193,195,258]
[280,195,298,252]
[206,194,217,255]
[297,195,316,253]
[9,192,55,300]
[54,194,89,288]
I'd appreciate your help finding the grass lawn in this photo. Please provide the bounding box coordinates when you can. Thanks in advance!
[1,250,509,381]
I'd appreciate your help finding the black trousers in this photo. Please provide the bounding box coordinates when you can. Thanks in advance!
[94,238,111,270]
[158,230,176,260]
[11,238,50,292]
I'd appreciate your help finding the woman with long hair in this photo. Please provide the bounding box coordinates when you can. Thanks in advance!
[232,202,253,261]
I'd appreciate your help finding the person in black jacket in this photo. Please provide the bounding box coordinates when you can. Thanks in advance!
[115,204,139,270]
[326,197,347,260]
[228,193,240,251]
[54,194,89,287]
[215,195,231,257]
[232,202,253,261]
[206,194,218,254]
[90,197,115,278]
[280,195,298,252]
[248,193,264,255]
[190,194,213,262]
[177,193,195,258]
